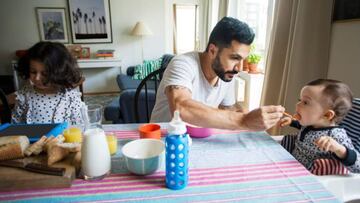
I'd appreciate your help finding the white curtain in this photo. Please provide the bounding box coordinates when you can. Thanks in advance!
[199,0,212,51]
[262,0,334,135]
[218,0,229,20]
[199,0,229,51]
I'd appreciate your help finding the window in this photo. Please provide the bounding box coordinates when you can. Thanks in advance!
[228,0,275,111]
[229,0,275,71]
[173,4,199,54]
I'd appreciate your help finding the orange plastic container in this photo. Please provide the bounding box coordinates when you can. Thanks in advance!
[138,124,161,139]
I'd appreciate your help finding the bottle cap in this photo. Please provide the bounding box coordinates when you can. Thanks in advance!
[168,110,187,135]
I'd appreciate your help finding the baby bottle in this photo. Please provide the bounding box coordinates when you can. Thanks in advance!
[165,110,189,190]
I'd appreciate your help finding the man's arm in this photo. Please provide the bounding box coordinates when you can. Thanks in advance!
[219,102,245,112]
[165,85,284,131]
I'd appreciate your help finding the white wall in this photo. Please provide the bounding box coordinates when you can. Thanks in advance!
[0,0,167,93]
[327,21,360,98]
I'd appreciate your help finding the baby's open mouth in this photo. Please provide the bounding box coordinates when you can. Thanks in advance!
[293,112,301,120]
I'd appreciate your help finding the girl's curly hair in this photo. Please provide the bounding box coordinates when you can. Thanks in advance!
[16,41,82,92]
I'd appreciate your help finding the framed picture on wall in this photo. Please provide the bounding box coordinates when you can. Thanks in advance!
[36,8,69,43]
[80,47,91,58]
[68,0,113,43]
[333,0,360,21]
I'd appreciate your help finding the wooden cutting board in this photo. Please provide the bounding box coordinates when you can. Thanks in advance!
[0,152,81,191]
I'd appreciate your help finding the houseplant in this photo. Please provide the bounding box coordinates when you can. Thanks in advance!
[247,51,262,74]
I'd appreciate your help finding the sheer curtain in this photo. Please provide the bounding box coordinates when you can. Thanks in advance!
[199,0,213,51]
[261,0,334,135]
[198,0,230,51]
[218,0,229,20]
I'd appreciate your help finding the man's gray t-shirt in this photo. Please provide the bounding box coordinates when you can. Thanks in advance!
[150,51,235,122]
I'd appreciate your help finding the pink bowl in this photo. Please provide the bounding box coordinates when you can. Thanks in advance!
[186,125,212,138]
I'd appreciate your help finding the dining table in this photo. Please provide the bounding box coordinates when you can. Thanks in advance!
[0,123,340,203]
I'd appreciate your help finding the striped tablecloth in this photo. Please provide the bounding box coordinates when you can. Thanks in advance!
[0,124,340,203]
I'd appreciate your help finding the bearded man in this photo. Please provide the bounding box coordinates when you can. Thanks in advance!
[151,17,284,131]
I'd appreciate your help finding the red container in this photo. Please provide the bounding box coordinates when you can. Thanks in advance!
[138,124,161,139]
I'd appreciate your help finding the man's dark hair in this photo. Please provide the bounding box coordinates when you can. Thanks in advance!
[206,17,255,52]
[306,79,353,124]
[16,41,82,92]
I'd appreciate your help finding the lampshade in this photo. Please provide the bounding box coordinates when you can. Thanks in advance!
[131,21,153,36]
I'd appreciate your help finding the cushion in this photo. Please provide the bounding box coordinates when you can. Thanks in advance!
[126,66,136,76]
[310,158,349,175]
[132,57,162,80]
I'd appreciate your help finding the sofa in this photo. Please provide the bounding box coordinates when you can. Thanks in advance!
[104,54,174,123]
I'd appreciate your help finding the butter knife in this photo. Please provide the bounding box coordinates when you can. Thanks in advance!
[0,160,65,176]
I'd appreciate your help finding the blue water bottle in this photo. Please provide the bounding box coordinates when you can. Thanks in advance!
[165,110,189,190]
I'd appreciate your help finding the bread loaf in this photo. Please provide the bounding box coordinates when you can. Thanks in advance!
[0,136,30,161]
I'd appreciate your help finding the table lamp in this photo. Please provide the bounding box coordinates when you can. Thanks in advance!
[131,21,153,62]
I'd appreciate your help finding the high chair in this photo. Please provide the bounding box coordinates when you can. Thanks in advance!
[319,98,360,202]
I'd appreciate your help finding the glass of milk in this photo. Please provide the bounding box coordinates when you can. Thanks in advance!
[81,127,111,180]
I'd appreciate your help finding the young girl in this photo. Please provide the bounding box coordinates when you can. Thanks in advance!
[280,79,360,173]
[12,41,84,125]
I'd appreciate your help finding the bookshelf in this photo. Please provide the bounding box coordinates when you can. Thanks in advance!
[77,58,122,69]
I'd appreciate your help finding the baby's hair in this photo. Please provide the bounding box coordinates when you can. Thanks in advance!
[306,79,353,124]
[16,41,82,92]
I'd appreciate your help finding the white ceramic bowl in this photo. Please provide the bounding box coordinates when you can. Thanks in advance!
[122,139,165,175]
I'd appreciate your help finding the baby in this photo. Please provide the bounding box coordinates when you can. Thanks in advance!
[280,79,360,173]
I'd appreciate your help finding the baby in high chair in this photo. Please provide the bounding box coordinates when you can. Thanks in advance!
[280,79,360,174]
[12,41,84,125]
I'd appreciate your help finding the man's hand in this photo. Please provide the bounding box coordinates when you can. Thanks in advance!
[279,117,292,127]
[315,136,347,159]
[241,105,284,131]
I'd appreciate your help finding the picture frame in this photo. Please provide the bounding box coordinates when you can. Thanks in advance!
[36,7,69,43]
[68,0,113,43]
[80,47,91,58]
[333,0,360,21]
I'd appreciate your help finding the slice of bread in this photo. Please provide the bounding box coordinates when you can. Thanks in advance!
[57,142,81,152]
[0,136,30,161]
[46,139,81,165]
[24,136,47,156]
[47,144,70,165]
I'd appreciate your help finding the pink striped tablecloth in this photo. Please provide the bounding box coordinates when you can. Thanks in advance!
[0,124,340,203]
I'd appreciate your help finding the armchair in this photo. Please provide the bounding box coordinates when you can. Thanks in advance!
[104,54,174,123]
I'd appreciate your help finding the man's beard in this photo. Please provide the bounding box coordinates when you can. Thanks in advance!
[211,54,238,82]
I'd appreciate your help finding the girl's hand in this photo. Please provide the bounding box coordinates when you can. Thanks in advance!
[314,136,347,159]
[279,117,292,127]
